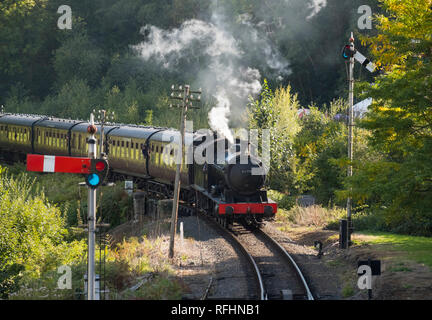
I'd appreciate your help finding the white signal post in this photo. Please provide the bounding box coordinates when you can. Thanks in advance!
[25,114,105,299]
[87,113,97,300]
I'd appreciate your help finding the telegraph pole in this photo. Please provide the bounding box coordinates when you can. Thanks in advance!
[347,32,355,247]
[168,85,201,259]
[87,113,97,300]
[94,109,115,157]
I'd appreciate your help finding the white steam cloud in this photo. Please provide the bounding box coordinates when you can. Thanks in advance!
[132,6,290,142]
[307,0,327,20]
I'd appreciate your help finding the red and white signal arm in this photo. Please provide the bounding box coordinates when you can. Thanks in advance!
[26,154,92,174]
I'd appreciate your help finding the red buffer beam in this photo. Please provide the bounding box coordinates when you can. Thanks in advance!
[26,154,91,174]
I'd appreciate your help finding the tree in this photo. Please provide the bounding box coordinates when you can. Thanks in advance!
[248,79,301,192]
[0,0,58,100]
[344,0,432,235]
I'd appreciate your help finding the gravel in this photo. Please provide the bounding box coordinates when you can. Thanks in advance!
[175,215,254,299]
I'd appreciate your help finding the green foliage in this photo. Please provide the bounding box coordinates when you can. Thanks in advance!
[54,33,107,88]
[342,0,432,236]
[267,190,296,210]
[5,163,134,230]
[292,103,348,201]
[0,0,57,98]
[248,82,369,208]
[0,166,86,299]
[248,80,300,192]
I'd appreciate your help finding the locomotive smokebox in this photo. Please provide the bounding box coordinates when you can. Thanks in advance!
[225,155,265,196]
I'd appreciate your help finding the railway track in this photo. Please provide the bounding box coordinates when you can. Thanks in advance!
[197,212,314,300]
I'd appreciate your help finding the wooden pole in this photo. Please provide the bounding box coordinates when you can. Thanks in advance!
[169,85,189,259]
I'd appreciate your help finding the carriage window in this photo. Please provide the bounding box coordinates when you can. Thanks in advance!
[135,143,138,149]
[121,141,124,147]
[151,144,154,151]
[160,147,163,153]
[126,142,129,148]
[156,146,159,153]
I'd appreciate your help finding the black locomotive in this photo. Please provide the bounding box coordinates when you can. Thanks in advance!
[0,113,277,225]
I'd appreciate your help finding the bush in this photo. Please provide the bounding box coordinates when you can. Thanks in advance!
[0,166,86,299]
[267,189,296,210]
[278,204,346,229]
[104,236,183,299]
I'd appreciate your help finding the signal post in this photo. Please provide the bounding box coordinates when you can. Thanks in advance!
[341,32,376,249]
[87,113,97,300]
[26,112,109,300]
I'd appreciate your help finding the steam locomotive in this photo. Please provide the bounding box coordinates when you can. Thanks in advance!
[0,113,276,226]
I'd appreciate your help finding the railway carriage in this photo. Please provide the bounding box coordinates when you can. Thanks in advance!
[0,113,277,226]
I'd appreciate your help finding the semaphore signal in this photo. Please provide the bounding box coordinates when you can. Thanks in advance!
[26,155,108,188]
[27,154,92,174]
[341,32,376,249]
[26,112,108,300]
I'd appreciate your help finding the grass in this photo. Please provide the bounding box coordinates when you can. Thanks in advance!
[326,258,344,267]
[276,204,346,229]
[342,284,355,298]
[354,231,432,268]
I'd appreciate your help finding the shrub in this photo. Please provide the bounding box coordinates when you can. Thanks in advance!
[0,166,86,299]
[278,204,346,228]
